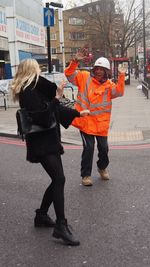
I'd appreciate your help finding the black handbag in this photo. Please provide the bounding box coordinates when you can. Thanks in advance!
[16,104,56,141]
[28,102,56,128]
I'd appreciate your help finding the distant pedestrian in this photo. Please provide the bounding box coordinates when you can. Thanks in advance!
[134,65,139,79]
[11,58,90,245]
[65,48,127,186]
[130,62,133,74]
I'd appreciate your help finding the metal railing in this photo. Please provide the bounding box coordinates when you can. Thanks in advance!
[142,80,150,99]
[0,80,77,110]
[0,90,7,110]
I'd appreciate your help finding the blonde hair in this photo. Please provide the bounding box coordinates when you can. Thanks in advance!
[11,58,41,102]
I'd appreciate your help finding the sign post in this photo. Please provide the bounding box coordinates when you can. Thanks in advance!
[44,6,54,73]
[44,2,63,74]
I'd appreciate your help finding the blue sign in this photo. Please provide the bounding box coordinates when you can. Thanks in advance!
[43,8,54,27]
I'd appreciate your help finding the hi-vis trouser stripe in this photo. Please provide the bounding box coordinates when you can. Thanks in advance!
[66,71,78,85]
[76,76,112,115]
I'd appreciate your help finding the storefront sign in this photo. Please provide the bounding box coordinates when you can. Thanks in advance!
[0,7,45,47]
[16,16,45,47]
[0,7,7,37]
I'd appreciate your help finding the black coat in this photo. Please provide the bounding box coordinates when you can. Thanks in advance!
[19,75,80,163]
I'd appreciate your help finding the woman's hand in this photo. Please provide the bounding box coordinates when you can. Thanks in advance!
[56,80,66,99]
[80,109,90,117]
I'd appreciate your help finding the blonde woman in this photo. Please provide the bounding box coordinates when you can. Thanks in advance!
[12,59,89,246]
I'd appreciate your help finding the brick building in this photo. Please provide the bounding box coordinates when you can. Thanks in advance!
[50,0,123,70]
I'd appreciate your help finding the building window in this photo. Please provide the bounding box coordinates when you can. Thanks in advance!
[114,18,121,23]
[71,47,80,53]
[69,32,86,40]
[88,7,92,15]
[96,5,100,12]
[50,33,57,40]
[69,17,85,25]
[51,48,57,54]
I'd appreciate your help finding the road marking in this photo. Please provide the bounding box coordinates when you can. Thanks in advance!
[0,137,25,146]
[1,136,150,150]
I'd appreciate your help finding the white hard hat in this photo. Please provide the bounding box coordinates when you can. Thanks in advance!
[94,57,110,70]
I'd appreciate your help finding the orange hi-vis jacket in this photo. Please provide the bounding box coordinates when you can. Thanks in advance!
[64,60,125,136]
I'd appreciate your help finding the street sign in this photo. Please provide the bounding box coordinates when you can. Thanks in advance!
[43,8,54,27]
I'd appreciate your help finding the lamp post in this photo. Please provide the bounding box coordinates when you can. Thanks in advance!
[6,0,19,77]
[46,2,51,73]
[58,2,65,71]
[45,2,63,73]
[142,0,146,80]
[134,8,137,63]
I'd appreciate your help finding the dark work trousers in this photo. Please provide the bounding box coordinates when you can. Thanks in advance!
[40,153,65,222]
[80,131,109,178]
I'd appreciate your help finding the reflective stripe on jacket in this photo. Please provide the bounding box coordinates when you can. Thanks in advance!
[64,60,125,136]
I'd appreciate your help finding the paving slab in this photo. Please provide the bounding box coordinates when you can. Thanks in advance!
[0,76,150,145]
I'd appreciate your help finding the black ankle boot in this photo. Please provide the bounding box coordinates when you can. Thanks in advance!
[52,219,80,246]
[34,209,55,228]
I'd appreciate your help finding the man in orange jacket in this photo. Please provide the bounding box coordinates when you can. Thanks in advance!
[64,48,127,186]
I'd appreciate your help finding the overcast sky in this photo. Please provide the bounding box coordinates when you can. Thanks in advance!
[42,0,67,8]
[42,0,92,9]
[42,0,150,10]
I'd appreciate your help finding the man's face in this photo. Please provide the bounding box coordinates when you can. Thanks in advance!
[93,66,105,81]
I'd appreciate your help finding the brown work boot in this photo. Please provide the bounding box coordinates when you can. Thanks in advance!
[99,169,110,180]
[82,176,93,186]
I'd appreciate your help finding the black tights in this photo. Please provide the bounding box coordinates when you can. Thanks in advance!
[39,154,65,221]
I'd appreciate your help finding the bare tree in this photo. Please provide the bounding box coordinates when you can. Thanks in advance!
[64,0,97,9]
[115,0,150,57]
[77,0,150,57]
[77,0,121,58]
[64,0,78,9]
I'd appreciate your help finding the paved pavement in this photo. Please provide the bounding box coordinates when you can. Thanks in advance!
[1,143,150,267]
[0,75,150,145]
[1,76,150,267]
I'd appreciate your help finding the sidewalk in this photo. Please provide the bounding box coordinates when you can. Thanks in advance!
[1,76,150,145]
